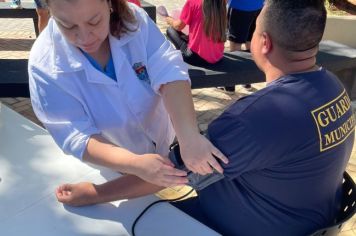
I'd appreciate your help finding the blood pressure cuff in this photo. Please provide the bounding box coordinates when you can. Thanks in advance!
[168,142,225,191]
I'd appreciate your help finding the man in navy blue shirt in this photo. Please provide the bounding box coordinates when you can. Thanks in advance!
[55,0,355,235]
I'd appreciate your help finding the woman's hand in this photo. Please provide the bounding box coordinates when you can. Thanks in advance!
[179,133,229,175]
[165,16,186,31]
[159,81,228,175]
[131,154,188,187]
[56,182,99,207]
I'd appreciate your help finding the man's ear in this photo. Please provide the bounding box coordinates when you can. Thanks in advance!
[261,32,272,55]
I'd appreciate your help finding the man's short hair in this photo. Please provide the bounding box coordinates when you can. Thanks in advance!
[263,0,327,51]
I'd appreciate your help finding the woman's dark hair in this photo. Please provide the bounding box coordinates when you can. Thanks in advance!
[202,0,227,43]
[44,0,137,38]
[109,0,137,38]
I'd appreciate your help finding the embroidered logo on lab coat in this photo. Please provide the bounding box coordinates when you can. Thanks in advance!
[133,62,150,83]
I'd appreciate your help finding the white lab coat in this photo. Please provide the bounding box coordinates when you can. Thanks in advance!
[28,5,190,159]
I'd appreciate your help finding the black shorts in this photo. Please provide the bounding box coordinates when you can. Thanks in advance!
[227,7,261,44]
[170,197,211,228]
[166,27,217,67]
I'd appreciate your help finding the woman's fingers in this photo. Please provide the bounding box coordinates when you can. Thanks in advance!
[211,146,229,164]
[197,163,213,175]
[159,165,189,186]
[161,156,175,167]
[177,134,229,175]
[198,145,229,174]
[162,164,187,176]
[207,157,223,174]
[161,176,189,187]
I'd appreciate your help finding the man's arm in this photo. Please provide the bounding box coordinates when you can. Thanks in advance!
[56,175,164,206]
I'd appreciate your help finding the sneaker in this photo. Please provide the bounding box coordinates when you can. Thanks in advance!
[10,2,22,9]
[157,5,169,17]
[218,86,235,95]
[243,84,253,91]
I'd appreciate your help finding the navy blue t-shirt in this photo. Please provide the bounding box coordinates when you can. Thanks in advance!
[200,68,355,236]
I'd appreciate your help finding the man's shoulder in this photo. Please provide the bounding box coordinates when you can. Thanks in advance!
[207,85,279,139]
[224,84,281,117]
[209,68,341,132]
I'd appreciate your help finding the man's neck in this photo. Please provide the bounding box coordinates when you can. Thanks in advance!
[265,47,319,83]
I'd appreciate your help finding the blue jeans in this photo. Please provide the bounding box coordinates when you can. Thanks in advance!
[11,0,46,8]
[11,0,21,5]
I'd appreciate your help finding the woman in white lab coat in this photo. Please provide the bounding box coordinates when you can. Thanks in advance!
[29,0,228,187]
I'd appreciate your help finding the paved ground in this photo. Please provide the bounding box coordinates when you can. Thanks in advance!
[0,0,356,235]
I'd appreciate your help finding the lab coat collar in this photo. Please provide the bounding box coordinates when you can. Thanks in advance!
[51,20,84,73]
[83,34,138,85]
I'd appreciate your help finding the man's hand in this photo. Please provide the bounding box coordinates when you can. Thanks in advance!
[56,182,99,207]
[179,133,229,175]
[131,154,188,187]
[56,175,165,207]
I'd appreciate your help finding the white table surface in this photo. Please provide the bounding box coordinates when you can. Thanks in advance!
[0,103,220,236]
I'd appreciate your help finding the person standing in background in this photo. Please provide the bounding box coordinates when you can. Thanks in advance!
[10,0,50,33]
[164,0,227,67]
[224,0,264,93]
[227,0,263,51]
[127,0,141,7]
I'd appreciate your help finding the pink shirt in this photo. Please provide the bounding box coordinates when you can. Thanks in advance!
[128,0,141,7]
[180,0,224,63]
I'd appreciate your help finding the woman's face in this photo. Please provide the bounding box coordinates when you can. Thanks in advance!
[49,0,111,53]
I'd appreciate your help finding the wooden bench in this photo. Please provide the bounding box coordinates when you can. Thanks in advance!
[189,51,264,89]
[0,58,29,97]
[0,2,39,36]
[0,0,156,38]
[1,41,355,99]
[141,0,156,23]
[188,41,356,100]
